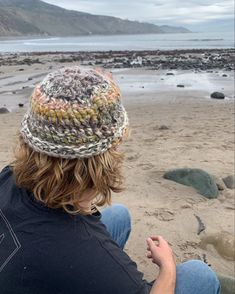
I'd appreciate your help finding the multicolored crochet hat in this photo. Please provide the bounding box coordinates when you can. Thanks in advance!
[20,66,128,159]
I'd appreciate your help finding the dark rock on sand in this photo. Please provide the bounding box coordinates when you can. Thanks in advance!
[222,175,235,189]
[163,168,219,199]
[222,74,228,77]
[177,84,185,88]
[0,107,9,114]
[18,103,24,108]
[210,92,225,99]
[28,77,33,81]
[18,68,24,71]
[159,125,170,130]
[166,72,174,75]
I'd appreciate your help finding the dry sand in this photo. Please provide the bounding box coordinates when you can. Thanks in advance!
[0,61,234,281]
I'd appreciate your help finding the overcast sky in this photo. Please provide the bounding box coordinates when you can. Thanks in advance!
[43,0,234,32]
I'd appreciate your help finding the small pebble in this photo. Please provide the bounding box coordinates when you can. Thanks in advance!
[159,125,170,130]
[0,107,9,114]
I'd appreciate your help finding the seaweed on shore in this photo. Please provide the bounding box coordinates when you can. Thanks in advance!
[194,214,206,235]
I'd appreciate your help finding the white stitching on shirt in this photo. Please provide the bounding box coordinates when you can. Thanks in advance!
[0,209,21,272]
[0,233,5,244]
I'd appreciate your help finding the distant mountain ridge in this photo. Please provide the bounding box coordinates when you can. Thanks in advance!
[0,0,191,37]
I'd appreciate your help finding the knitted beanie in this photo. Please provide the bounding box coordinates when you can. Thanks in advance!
[20,66,128,159]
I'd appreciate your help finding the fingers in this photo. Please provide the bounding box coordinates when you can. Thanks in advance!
[149,236,164,243]
[148,235,170,247]
[146,237,155,250]
[146,236,162,248]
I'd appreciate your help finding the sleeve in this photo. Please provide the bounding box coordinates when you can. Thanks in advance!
[79,237,155,294]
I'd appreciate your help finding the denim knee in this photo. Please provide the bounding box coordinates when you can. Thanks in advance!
[176,260,221,294]
[108,204,131,227]
[101,204,131,249]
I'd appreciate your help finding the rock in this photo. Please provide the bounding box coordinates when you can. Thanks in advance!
[223,175,235,189]
[130,56,143,66]
[181,204,192,209]
[163,168,219,199]
[177,84,185,88]
[166,72,174,76]
[12,91,16,94]
[222,74,228,77]
[18,103,24,108]
[200,231,235,261]
[210,92,225,99]
[0,107,9,114]
[213,176,226,191]
[159,125,169,130]
[18,68,24,71]
[28,77,33,81]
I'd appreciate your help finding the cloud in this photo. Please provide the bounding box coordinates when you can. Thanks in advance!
[43,0,234,29]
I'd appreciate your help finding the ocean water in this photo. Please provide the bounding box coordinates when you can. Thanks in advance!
[0,31,234,53]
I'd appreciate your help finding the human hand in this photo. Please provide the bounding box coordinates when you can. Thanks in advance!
[146,236,176,270]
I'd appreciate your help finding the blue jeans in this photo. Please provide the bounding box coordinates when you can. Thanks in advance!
[101,204,221,294]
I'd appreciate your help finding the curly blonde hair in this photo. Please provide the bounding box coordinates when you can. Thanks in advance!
[12,136,124,215]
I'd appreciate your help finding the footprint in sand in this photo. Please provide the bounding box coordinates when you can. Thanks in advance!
[200,231,235,261]
[126,153,139,162]
[145,138,157,144]
[137,163,155,171]
[178,241,199,251]
[145,209,175,221]
[182,252,201,262]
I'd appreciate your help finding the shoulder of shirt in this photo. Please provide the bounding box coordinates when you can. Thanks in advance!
[0,165,12,184]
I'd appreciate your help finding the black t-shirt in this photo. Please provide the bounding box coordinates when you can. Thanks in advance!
[0,166,153,294]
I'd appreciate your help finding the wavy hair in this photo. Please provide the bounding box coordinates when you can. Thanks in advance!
[12,136,124,215]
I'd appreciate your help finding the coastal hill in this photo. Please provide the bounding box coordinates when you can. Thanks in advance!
[0,0,190,37]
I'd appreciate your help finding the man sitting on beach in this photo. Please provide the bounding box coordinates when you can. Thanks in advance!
[0,66,221,294]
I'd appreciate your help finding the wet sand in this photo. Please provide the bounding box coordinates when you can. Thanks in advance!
[0,54,234,280]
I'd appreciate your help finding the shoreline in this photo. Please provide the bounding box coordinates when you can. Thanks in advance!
[0,49,234,111]
[0,49,234,70]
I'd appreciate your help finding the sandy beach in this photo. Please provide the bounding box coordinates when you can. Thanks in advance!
[0,51,234,281]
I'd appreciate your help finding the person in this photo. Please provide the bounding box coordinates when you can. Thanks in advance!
[0,66,220,294]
